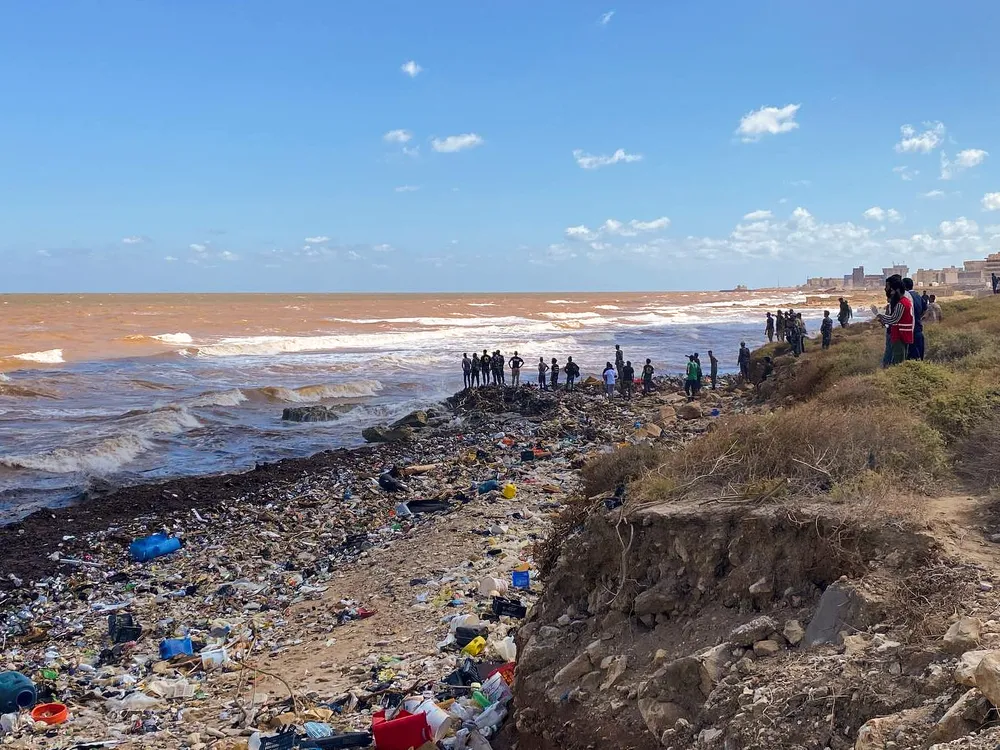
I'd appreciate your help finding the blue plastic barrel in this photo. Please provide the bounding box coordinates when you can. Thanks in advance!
[130,533,182,562]
[0,671,36,713]
[159,637,194,660]
[478,479,501,495]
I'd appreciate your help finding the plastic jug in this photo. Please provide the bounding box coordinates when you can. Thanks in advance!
[130,533,181,562]
[159,637,194,660]
[462,636,487,657]
[0,671,36,713]
[501,483,517,499]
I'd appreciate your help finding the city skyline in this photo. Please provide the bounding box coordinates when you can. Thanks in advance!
[2,2,1000,293]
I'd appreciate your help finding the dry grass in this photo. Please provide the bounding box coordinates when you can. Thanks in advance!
[955,415,1000,491]
[580,444,663,497]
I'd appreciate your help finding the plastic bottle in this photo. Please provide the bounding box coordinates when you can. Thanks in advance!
[471,689,490,709]
[129,533,182,562]
[0,672,36,714]
[474,702,507,736]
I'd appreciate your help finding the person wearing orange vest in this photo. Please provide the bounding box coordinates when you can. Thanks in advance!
[871,274,914,367]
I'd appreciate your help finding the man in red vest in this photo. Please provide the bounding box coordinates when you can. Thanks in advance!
[871,274,914,367]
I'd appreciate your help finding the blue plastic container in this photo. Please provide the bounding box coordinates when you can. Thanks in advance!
[478,479,501,495]
[511,570,531,590]
[159,637,194,660]
[0,671,37,713]
[130,533,182,562]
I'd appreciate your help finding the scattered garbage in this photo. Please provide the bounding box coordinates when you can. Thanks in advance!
[30,702,68,725]
[0,672,36,714]
[158,636,194,660]
[129,532,181,562]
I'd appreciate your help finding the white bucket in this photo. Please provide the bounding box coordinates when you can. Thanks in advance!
[416,699,455,740]
[478,576,508,596]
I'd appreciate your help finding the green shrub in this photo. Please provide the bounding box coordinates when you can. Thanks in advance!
[925,329,990,362]
[926,387,1000,438]
[581,444,663,497]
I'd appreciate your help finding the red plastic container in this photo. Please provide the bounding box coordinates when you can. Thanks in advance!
[372,708,432,750]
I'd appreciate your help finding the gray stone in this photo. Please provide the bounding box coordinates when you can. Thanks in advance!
[728,616,778,647]
[802,581,874,647]
[390,410,428,429]
[944,617,982,655]
[752,640,780,657]
[748,576,773,595]
[783,619,805,646]
[927,688,990,744]
[973,651,1000,706]
[361,424,414,443]
[281,405,351,422]
[633,582,678,616]
[955,650,991,687]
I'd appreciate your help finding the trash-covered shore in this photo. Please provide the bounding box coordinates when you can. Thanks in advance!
[0,377,749,749]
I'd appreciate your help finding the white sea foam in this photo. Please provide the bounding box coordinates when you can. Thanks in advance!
[188,389,249,408]
[546,299,585,304]
[467,303,496,307]
[0,373,9,381]
[1,407,201,474]
[9,349,64,364]
[539,311,603,320]
[594,305,620,310]
[152,332,194,344]
[329,315,531,328]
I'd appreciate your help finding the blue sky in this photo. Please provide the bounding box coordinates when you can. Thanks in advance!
[2,1,999,292]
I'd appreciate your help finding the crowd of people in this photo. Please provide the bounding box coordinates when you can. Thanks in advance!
[872,276,944,366]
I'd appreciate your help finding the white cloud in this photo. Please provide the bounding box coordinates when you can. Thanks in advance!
[939,217,978,237]
[164,256,177,262]
[372,243,394,253]
[432,133,484,153]
[743,210,772,220]
[863,206,902,223]
[220,250,239,261]
[892,166,919,181]
[736,104,800,143]
[394,185,420,192]
[304,236,330,244]
[383,129,413,144]
[402,145,420,158]
[122,235,147,245]
[983,193,1000,211]
[572,148,643,169]
[921,190,946,199]
[565,216,671,241]
[599,10,615,25]
[957,148,988,168]
[942,148,989,180]
[894,121,945,153]
[189,243,207,252]
[401,60,422,78]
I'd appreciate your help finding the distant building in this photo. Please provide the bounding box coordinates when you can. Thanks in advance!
[851,266,865,288]
[881,264,909,278]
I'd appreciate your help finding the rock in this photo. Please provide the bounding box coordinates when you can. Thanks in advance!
[281,405,350,422]
[698,727,723,746]
[637,656,706,736]
[752,640,780,657]
[955,650,991,687]
[803,581,875,647]
[857,706,937,750]
[634,423,662,440]
[633,583,677,616]
[696,643,731,695]
[361,424,414,443]
[973,651,1000,706]
[675,403,702,420]
[728,616,778,647]
[944,617,982,655]
[657,406,678,424]
[748,576,772,595]
[927,688,990,744]
[842,634,870,657]
[390,410,428,429]
[600,655,628,690]
[552,652,593,686]
[783,619,804,646]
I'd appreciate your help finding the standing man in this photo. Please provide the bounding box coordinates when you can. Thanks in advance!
[565,356,579,391]
[692,353,703,398]
[775,310,785,342]
[641,359,655,395]
[621,360,634,399]
[462,353,473,390]
[602,361,616,398]
[921,290,930,309]
[537,357,549,390]
[614,345,625,381]
[737,342,751,380]
[993,273,999,294]
[820,311,833,349]
[903,278,925,361]
[684,356,699,401]
[481,349,491,387]
[708,350,719,390]
[872,274,914,367]
[470,353,481,388]
[550,358,560,391]
[765,312,775,343]
[924,294,943,324]
[508,351,524,387]
[837,298,852,328]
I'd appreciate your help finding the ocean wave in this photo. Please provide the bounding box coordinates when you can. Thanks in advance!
[328,315,531,328]
[0,407,201,474]
[9,349,64,364]
[546,299,585,304]
[251,380,383,403]
[152,332,194,344]
[594,305,620,310]
[0,373,9,382]
[539,311,603,320]
[187,389,249,408]
[467,303,496,307]
[0,383,60,399]
[129,379,178,390]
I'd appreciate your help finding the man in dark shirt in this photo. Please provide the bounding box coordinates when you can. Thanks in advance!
[708,350,719,390]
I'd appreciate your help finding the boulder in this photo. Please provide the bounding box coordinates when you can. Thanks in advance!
[728,616,778,647]
[551,652,593,686]
[973,651,1000,706]
[696,643,732,695]
[637,655,706,737]
[748,576,773,595]
[599,655,628,690]
[856,706,937,750]
[752,640,781,657]
[633,583,678,616]
[783,620,805,646]
[955,650,991,687]
[390,410,428,429]
[944,617,982,655]
[675,403,702,420]
[803,582,875,647]
[281,405,349,422]
[926,688,990,744]
[634,423,662,440]
[361,425,414,443]
[657,406,678,424]
[842,634,870,657]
